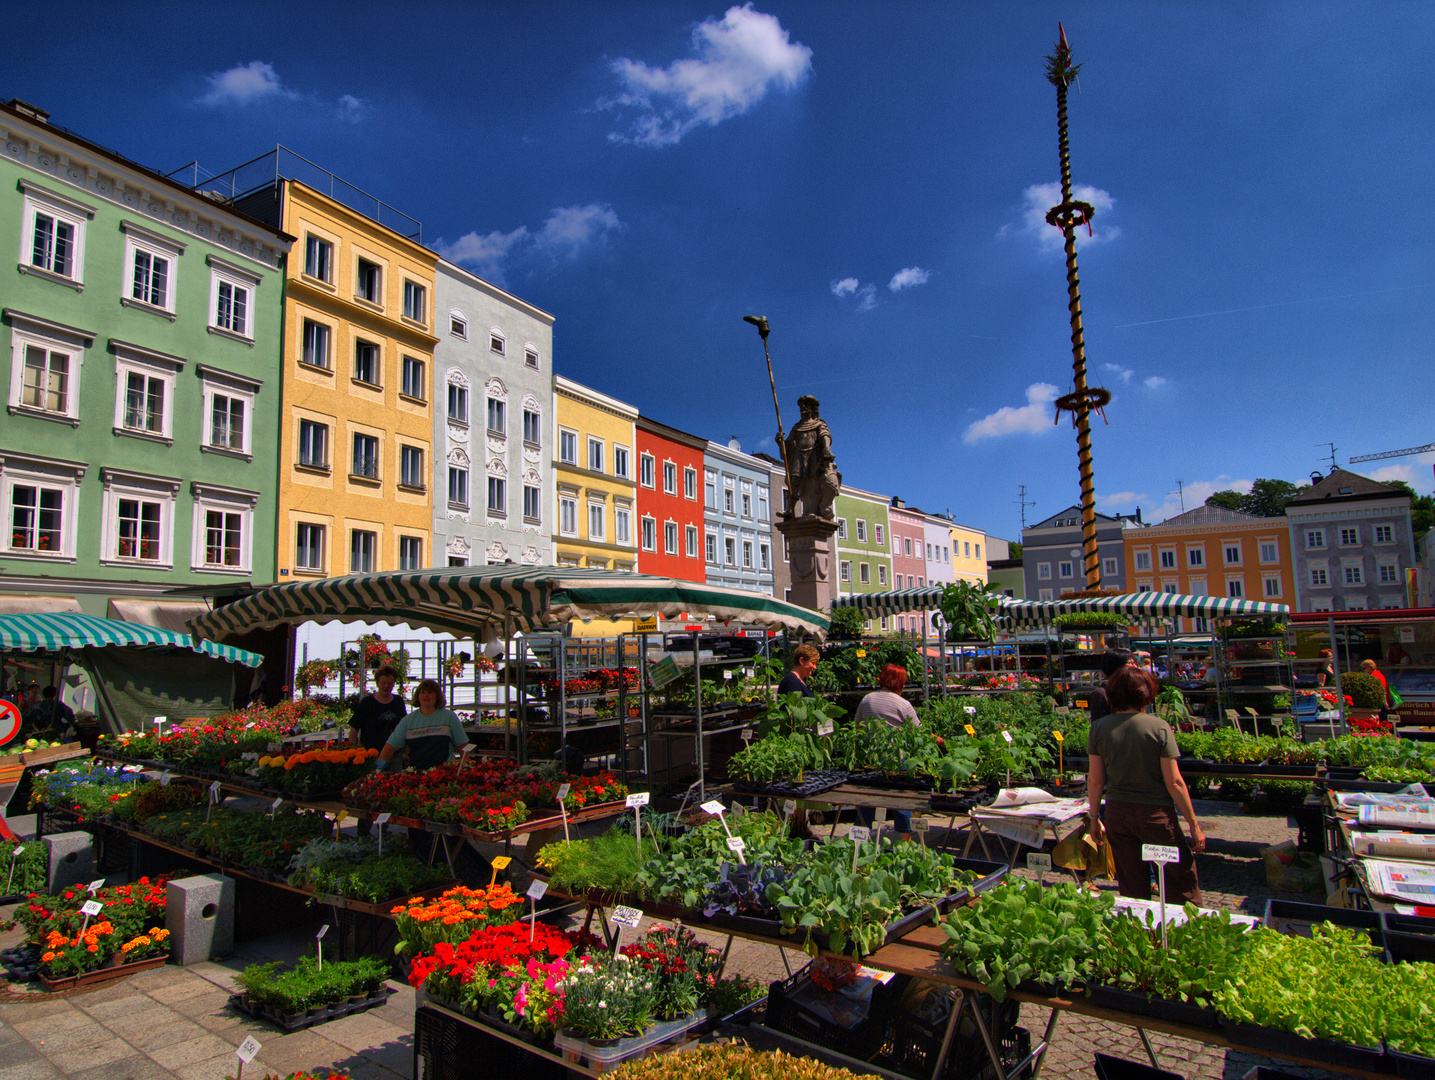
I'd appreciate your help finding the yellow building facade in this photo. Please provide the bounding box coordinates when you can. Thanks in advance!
[949,524,989,586]
[272,181,437,579]
[553,376,638,572]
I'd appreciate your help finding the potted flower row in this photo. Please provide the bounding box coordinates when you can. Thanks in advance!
[230,955,390,1029]
[15,875,177,987]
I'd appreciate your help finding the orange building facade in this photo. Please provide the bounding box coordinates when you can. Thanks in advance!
[634,416,706,582]
[1124,506,1296,632]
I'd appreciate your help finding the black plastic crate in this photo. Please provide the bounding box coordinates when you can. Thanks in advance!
[1384,912,1435,964]
[883,988,1023,1080]
[763,965,908,1060]
[1094,1053,1184,1080]
[415,1005,567,1080]
[1263,900,1384,949]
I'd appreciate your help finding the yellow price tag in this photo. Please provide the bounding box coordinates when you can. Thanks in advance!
[491,856,512,871]
[335,811,349,825]
[1053,731,1064,743]
[964,724,976,736]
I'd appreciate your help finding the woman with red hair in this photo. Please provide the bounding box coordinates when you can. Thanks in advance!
[855,664,919,727]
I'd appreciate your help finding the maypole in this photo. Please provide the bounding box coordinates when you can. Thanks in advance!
[1045,25,1110,589]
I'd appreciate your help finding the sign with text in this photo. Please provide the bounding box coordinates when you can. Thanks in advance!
[1142,844,1180,864]
[625,792,651,808]
[817,720,834,737]
[235,1037,261,1064]
[610,905,643,928]
[910,817,930,833]
[633,616,659,633]
[700,799,726,815]
[526,879,549,900]
[1027,853,1052,872]
[725,836,747,854]
[80,900,103,917]
[647,655,682,690]
[848,826,872,843]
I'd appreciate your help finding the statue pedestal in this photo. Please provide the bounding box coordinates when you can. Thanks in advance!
[775,515,840,614]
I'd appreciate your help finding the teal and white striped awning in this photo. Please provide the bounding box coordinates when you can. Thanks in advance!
[831,587,948,618]
[191,565,829,641]
[1000,593,1290,628]
[0,612,263,667]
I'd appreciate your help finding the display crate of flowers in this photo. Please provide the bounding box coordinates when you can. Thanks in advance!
[135,804,331,878]
[96,698,349,772]
[284,834,455,913]
[229,954,392,1031]
[251,745,380,798]
[12,875,178,990]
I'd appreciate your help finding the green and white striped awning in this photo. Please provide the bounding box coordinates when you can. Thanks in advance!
[831,587,948,618]
[190,565,829,641]
[0,612,263,667]
[1000,593,1290,628]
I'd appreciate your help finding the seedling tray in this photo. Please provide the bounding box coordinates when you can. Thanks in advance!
[227,986,396,1032]
[1221,1021,1385,1073]
[1082,983,1219,1028]
[730,770,852,799]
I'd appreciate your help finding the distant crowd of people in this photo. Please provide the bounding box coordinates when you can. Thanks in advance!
[1,680,75,743]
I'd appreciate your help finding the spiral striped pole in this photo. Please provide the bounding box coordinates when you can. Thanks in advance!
[1045,26,1105,589]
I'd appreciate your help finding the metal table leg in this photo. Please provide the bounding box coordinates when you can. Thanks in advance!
[1138,1028,1160,1069]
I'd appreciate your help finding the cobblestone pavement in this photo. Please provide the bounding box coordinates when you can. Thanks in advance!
[0,798,1353,1080]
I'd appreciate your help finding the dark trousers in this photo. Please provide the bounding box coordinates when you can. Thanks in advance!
[1104,800,1202,905]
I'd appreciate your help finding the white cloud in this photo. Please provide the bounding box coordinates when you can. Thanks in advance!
[888,267,929,292]
[1369,464,1415,486]
[1144,375,1168,389]
[337,94,366,123]
[855,284,877,311]
[963,383,1059,444]
[601,4,813,147]
[1000,181,1120,252]
[1098,491,1148,510]
[197,61,294,106]
[436,227,530,281]
[1146,476,1254,524]
[536,204,621,255]
[1101,364,1133,384]
[831,278,859,297]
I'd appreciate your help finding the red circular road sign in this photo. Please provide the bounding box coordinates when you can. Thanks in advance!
[0,701,20,746]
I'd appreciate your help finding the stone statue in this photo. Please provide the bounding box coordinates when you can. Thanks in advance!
[783,395,841,520]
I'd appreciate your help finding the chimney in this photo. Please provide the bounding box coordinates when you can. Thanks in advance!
[891,496,905,509]
[7,99,50,123]
[1310,471,1323,484]
[1135,506,1142,523]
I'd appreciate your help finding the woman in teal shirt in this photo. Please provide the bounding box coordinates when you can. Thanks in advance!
[376,679,468,771]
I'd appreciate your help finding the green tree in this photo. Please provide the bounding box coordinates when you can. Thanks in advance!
[1205,490,1246,512]
[1008,541,1023,558]
[1386,481,1434,540]
[1204,478,1307,518]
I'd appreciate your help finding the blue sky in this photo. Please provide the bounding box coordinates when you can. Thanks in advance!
[11,2,1435,542]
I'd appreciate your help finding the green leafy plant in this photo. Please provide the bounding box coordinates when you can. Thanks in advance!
[940,580,1002,642]
[1093,906,1253,1006]
[827,606,868,640]
[1340,673,1386,710]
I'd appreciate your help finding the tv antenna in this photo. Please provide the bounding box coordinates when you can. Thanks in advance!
[1317,442,1339,472]
[1016,485,1036,529]
[1169,479,1186,514]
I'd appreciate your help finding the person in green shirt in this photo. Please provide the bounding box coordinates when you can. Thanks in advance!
[376,679,468,771]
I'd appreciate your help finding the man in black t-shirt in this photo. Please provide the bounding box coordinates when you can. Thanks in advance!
[349,666,406,750]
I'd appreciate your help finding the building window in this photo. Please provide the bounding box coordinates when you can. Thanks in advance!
[964,541,971,558]
[1340,527,1359,546]
[725,537,737,566]
[705,475,716,507]
[613,446,630,479]
[1311,567,1328,586]
[588,438,604,473]
[304,235,332,281]
[875,524,885,546]
[448,466,469,508]
[1259,541,1279,563]
[23,186,90,286]
[856,519,866,542]
[355,258,381,304]
[1306,529,1325,549]
[1134,551,1151,571]
[1038,562,1051,579]
[302,320,331,370]
[398,535,423,570]
[212,275,250,337]
[760,542,770,570]
[559,493,577,535]
[663,461,677,494]
[976,543,982,559]
[490,332,506,355]
[686,525,698,558]
[588,503,605,542]
[878,564,887,585]
[724,488,734,514]
[400,446,424,489]
[1344,564,1363,585]
[351,434,379,480]
[758,490,769,521]
[446,384,469,427]
[665,522,678,555]
[1103,557,1117,575]
[1160,549,1176,569]
[859,562,870,584]
[12,338,75,420]
[523,484,541,523]
[191,484,254,573]
[1264,576,1282,597]
[295,523,324,572]
[706,533,717,563]
[559,429,577,464]
[684,468,697,500]
[1188,547,1204,567]
[486,397,505,435]
[203,510,243,568]
[525,348,539,369]
[487,476,506,515]
[448,556,468,567]
[523,409,540,445]
[114,353,176,440]
[401,356,425,400]
[903,538,912,557]
[641,516,657,551]
[1059,562,1073,578]
[4,470,70,558]
[738,491,750,518]
[839,560,851,582]
[205,389,249,454]
[298,420,329,468]
[1039,588,1054,601]
[1375,525,1394,544]
[1378,561,1399,583]
[615,505,631,545]
[403,280,426,323]
[449,313,468,338]
[1227,579,1244,598]
[639,454,655,487]
[353,340,379,386]
[1224,543,1242,565]
[838,518,848,540]
[350,530,376,573]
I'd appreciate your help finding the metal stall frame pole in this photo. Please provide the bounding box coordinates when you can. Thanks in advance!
[693,630,706,800]
[1329,614,1346,732]
[617,634,628,781]
[558,634,569,766]
[639,632,650,779]
[920,607,930,703]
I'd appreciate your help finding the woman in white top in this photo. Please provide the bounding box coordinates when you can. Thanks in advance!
[854,665,920,727]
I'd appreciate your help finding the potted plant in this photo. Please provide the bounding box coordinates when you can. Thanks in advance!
[557,959,657,1045]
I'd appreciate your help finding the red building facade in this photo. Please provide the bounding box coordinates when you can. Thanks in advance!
[635,417,707,581]
[889,500,930,634]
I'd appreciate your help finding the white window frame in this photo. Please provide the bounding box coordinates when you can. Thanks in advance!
[304,235,334,283]
[1306,529,1325,549]
[351,432,380,481]
[522,407,540,446]
[837,518,848,540]
[97,468,176,569]
[486,396,506,436]
[401,445,426,491]
[558,428,578,465]
[1103,557,1117,575]
[615,504,632,546]
[1309,564,1329,587]
[1375,524,1395,545]
[1339,527,1359,547]
[0,452,83,561]
[685,467,697,500]
[1224,543,1243,565]
[1059,561,1073,579]
[1259,540,1279,564]
[524,346,539,369]
[856,519,866,542]
[839,560,851,583]
[302,318,332,371]
[706,533,717,563]
[859,562,870,584]
[294,521,325,574]
[725,537,737,566]
[7,315,88,425]
[1226,577,1244,598]
[639,453,656,488]
[19,182,92,288]
[350,528,377,574]
[559,491,578,536]
[760,542,770,571]
[113,343,183,443]
[613,445,630,480]
[448,466,470,509]
[353,338,381,388]
[399,535,423,571]
[523,483,541,524]
[298,418,330,470]
[587,437,605,474]
[486,475,506,516]
[641,515,657,552]
[1134,550,1151,571]
[588,501,606,542]
[724,487,735,515]
[121,222,183,318]
[1263,575,1282,598]
[190,482,256,574]
[878,564,887,585]
[686,525,698,558]
[207,255,259,342]
[1039,588,1054,601]
[198,365,260,460]
[664,521,678,555]
[489,328,506,356]
[1187,546,1205,567]
[1378,560,1400,584]
[402,279,427,325]
[1343,562,1363,585]
[1159,548,1176,570]
[663,460,677,495]
[1037,562,1052,579]
[401,355,426,402]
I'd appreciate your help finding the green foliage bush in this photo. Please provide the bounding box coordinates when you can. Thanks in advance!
[1340,672,1386,710]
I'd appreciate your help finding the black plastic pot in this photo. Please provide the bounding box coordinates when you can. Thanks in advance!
[1082,983,1219,1029]
[1221,1021,1385,1072]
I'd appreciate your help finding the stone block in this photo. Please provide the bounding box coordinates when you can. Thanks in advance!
[165,874,235,966]
[42,831,94,893]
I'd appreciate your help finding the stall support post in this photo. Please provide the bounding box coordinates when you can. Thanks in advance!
[1329,614,1347,732]
[558,636,568,765]
[616,635,628,780]
[693,630,705,800]
[920,612,930,702]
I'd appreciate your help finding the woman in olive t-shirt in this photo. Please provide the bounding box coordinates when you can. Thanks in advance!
[1087,666,1206,904]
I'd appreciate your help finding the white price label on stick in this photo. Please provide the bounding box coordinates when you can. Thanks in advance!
[964,706,976,715]
[527,879,549,900]
[700,799,726,815]
[80,900,103,917]
[209,780,223,802]
[1027,853,1052,871]
[625,792,651,808]
[910,817,930,833]
[316,925,329,940]
[374,813,391,825]
[726,836,747,854]
[555,783,570,802]
[1142,844,1180,864]
[87,879,105,894]
[848,826,872,842]
[12,845,24,858]
[782,800,797,817]
[1001,730,1013,744]
[235,1036,261,1064]
[874,807,888,825]
[610,905,643,928]
[817,720,834,737]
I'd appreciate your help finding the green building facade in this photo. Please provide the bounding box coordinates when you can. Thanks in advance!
[833,485,893,631]
[0,100,291,617]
